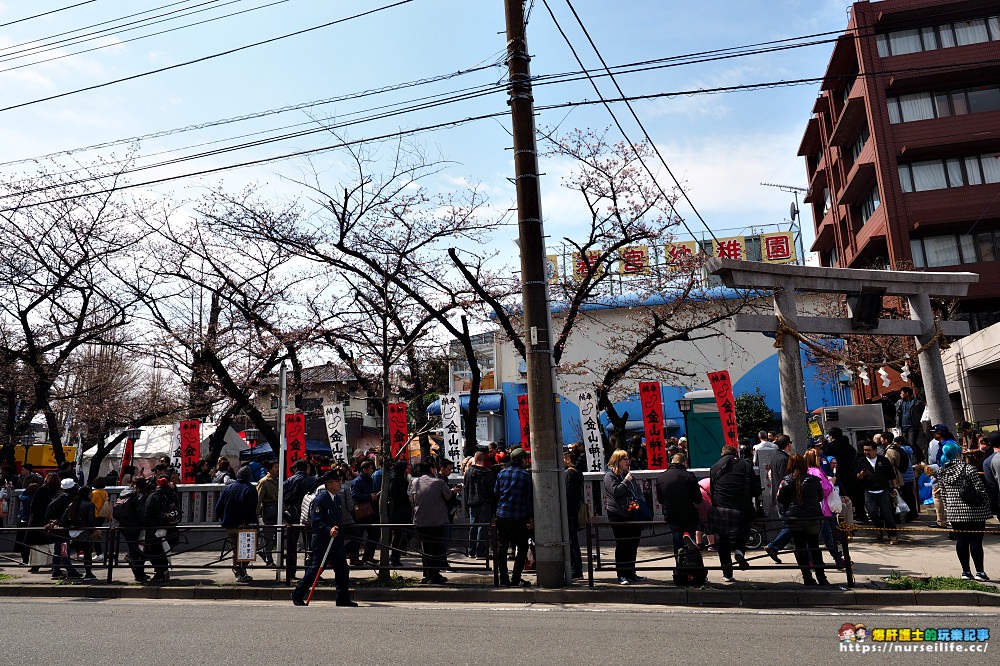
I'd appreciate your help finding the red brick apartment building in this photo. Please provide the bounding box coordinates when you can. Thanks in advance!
[800,0,1000,331]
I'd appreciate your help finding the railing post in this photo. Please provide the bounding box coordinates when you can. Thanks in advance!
[284,525,297,585]
[840,520,854,588]
[586,522,594,588]
[105,526,116,585]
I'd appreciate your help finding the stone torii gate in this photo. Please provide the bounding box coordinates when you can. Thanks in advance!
[706,258,977,450]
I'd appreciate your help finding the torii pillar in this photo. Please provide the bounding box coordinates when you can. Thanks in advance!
[706,258,977,451]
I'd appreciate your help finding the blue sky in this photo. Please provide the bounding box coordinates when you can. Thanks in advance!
[0,0,858,259]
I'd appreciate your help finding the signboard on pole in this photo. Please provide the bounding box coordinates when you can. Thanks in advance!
[517,394,530,451]
[441,393,462,464]
[284,413,306,472]
[639,381,667,470]
[388,402,409,460]
[179,419,200,484]
[323,401,349,463]
[576,389,604,473]
[236,529,257,562]
[707,370,740,449]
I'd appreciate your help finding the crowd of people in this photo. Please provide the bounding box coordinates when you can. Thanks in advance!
[3,407,997,596]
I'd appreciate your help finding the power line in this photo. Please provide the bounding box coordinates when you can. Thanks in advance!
[5,57,999,207]
[0,0,418,114]
[543,0,717,244]
[0,1,100,29]
[1,0,218,55]
[0,1,291,75]
[0,20,915,171]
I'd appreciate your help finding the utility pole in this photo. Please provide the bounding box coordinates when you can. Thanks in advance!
[503,0,568,588]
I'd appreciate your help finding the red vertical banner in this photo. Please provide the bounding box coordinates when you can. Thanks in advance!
[119,438,135,485]
[517,394,530,452]
[708,370,740,449]
[639,381,667,470]
[387,402,409,460]
[179,419,201,484]
[285,413,306,472]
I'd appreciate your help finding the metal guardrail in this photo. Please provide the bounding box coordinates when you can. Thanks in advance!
[585,515,857,588]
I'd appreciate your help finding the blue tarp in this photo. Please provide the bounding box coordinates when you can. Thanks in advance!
[426,392,503,416]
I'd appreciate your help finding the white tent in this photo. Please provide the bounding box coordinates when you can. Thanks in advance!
[82,423,250,478]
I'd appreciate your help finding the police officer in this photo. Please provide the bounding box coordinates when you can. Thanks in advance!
[291,469,357,607]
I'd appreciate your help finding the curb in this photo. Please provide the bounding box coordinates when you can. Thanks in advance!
[1,584,998,607]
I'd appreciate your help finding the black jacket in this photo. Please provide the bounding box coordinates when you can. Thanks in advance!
[826,436,858,490]
[565,467,584,518]
[142,486,178,527]
[709,454,760,512]
[855,454,895,492]
[463,465,497,508]
[654,465,702,526]
[776,473,824,522]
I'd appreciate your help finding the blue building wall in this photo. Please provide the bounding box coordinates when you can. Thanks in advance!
[500,342,850,445]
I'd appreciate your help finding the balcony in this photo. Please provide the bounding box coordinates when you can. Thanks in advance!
[829,96,868,147]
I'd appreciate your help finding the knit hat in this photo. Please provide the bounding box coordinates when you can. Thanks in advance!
[60,478,76,490]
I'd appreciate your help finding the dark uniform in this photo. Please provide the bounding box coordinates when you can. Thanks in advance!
[291,488,353,606]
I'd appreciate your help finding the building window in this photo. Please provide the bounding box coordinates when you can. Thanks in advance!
[888,85,1000,124]
[876,15,1000,56]
[911,230,1000,267]
[899,154,1000,192]
[859,186,880,224]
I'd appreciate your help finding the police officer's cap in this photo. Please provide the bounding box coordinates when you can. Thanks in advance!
[319,469,343,483]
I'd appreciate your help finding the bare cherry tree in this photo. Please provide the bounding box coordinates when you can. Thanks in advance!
[0,161,141,463]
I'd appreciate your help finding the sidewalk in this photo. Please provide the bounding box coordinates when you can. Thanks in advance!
[2,518,998,607]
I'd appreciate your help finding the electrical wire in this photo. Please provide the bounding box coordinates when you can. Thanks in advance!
[0,1,100,29]
[0,0,221,55]
[0,1,291,75]
[0,0,418,114]
[543,0,716,245]
[4,58,999,207]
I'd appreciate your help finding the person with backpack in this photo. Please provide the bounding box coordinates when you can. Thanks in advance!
[655,452,706,586]
[937,442,991,581]
[142,475,181,583]
[290,469,357,607]
[115,477,150,582]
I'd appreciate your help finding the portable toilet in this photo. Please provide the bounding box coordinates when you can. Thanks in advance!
[684,389,724,469]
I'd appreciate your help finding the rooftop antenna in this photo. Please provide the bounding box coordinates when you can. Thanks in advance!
[761,182,809,265]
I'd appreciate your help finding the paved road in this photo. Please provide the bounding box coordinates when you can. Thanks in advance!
[2,600,996,665]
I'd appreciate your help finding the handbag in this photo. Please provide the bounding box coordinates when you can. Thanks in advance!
[354,501,375,521]
[826,486,843,514]
[576,501,590,526]
[98,500,113,520]
[625,483,653,521]
[959,468,984,507]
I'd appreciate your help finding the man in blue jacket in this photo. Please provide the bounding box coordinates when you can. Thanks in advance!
[292,469,356,607]
[215,466,259,583]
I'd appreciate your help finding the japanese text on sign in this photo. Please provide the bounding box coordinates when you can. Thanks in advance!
[179,419,200,484]
[285,413,306,473]
[441,393,462,464]
[639,382,667,470]
[707,370,740,449]
[323,401,349,463]
[576,390,604,473]
[388,402,409,460]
